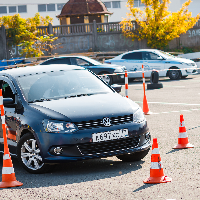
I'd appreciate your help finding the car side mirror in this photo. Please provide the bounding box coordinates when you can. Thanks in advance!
[111,84,122,93]
[3,98,15,108]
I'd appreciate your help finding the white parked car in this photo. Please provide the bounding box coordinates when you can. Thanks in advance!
[104,49,197,80]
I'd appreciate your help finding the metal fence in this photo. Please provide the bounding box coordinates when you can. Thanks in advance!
[36,21,136,36]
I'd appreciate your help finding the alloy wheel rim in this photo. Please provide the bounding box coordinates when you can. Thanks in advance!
[21,138,44,170]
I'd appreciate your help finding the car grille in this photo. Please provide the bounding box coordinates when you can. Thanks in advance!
[74,114,133,130]
[77,136,140,155]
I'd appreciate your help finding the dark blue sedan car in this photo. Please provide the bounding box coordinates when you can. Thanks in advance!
[0,64,151,173]
[40,56,126,85]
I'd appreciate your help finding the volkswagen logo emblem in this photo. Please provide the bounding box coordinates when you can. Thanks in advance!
[102,117,111,127]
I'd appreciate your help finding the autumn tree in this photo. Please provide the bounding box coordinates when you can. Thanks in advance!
[18,34,59,58]
[120,0,200,49]
[0,13,59,57]
[0,13,53,45]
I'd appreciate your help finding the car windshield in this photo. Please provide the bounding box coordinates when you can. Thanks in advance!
[81,57,102,65]
[156,50,176,59]
[16,69,113,103]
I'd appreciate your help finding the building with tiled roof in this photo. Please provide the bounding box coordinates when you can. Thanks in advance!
[57,0,112,25]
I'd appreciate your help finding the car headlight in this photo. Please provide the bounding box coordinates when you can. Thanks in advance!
[43,120,78,133]
[114,68,125,73]
[182,62,193,66]
[133,108,145,123]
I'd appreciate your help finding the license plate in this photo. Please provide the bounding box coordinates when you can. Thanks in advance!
[92,129,128,142]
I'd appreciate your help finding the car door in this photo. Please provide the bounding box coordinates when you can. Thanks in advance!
[141,51,165,78]
[0,79,18,155]
[121,52,143,78]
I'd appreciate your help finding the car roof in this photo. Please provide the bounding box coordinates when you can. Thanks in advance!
[43,55,87,61]
[0,64,84,78]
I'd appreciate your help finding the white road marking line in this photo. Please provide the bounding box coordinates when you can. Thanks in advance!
[135,101,200,106]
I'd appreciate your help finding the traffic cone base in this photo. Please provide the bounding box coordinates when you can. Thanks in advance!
[144,175,172,184]
[173,143,194,149]
[0,180,23,188]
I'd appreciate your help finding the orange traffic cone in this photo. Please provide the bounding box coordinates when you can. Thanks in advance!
[6,124,16,141]
[173,114,194,149]
[0,100,23,188]
[144,138,172,184]
[143,94,150,115]
[0,142,23,188]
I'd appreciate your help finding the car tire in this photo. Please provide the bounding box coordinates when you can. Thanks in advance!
[117,148,150,162]
[168,69,181,80]
[99,72,113,85]
[150,71,159,84]
[17,132,53,174]
[147,82,163,89]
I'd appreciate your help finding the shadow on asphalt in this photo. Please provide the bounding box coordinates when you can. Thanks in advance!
[132,183,156,192]
[166,148,184,154]
[0,155,145,189]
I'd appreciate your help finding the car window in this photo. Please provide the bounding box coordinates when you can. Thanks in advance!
[142,52,160,60]
[149,52,160,60]
[122,52,142,60]
[1,81,15,101]
[41,58,71,65]
[72,58,90,66]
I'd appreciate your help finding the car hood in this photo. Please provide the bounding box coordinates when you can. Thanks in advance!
[99,64,125,69]
[30,93,138,122]
[165,56,194,63]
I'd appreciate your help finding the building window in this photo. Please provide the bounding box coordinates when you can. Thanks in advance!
[104,2,111,8]
[9,6,16,13]
[38,4,46,12]
[112,1,120,8]
[57,3,65,10]
[0,6,7,14]
[134,0,144,7]
[47,4,55,11]
[103,1,120,8]
[18,5,27,13]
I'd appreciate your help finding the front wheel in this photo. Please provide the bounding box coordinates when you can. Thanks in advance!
[17,132,53,174]
[117,148,150,162]
[168,69,181,80]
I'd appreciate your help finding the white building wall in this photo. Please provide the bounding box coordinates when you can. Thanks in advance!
[0,0,199,24]
[0,0,67,25]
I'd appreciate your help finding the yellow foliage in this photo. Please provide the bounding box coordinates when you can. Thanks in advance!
[120,0,200,49]
[0,13,53,45]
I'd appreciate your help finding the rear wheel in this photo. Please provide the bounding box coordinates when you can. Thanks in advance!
[117,148,150,162]
[168,69,181,80]
[99,72,113,85]
[17,132,53,174]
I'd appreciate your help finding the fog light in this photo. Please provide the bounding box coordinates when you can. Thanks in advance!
[54,147,63,155]
[145,132,151,141]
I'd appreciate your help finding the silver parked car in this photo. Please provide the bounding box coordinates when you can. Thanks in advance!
[105,49,197,80]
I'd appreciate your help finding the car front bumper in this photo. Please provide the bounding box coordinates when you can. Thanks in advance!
[112,74,125,84]
[36,122,151,163]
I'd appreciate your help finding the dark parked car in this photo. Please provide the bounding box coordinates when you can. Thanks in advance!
[40,56,126,85]
[0,64,151,173]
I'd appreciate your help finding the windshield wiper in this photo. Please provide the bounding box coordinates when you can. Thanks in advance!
[28,98,51,103]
